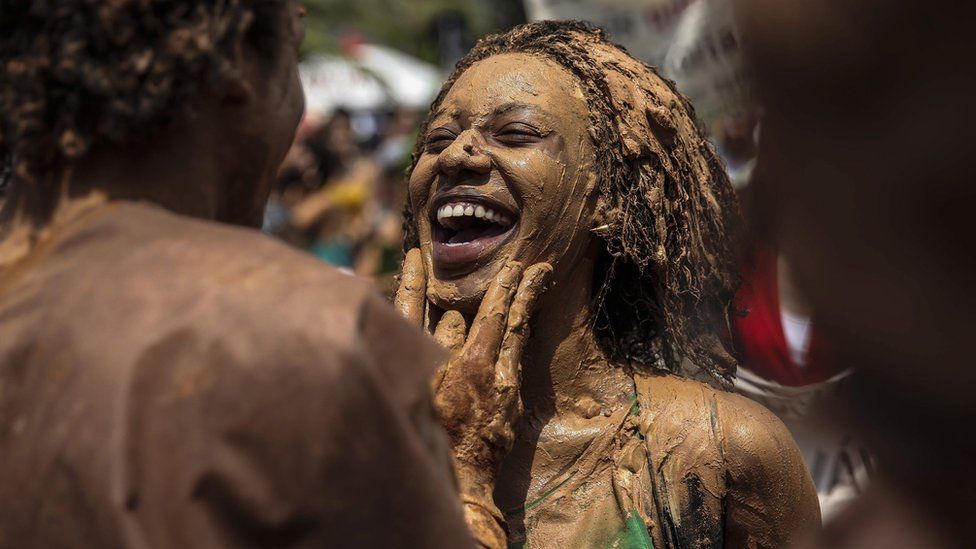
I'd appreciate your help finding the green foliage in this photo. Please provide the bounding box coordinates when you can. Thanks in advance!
[300,0,524,63]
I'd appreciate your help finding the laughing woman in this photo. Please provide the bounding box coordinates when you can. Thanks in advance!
[395,21,819,549]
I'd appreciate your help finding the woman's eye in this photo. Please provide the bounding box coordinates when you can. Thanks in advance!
[495,123,543,146]
[425,130,457,152]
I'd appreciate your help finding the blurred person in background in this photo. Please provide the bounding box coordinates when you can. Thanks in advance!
[261,114,323,239]
[737,0,976,546]
[267,106,421,284]
[287,109,380,268]
[656,0,872,520]
[0,1,475,546]
[363,107,425,283]
[305,108,359,183]
[730,214,872,522]
[265,109,374,268]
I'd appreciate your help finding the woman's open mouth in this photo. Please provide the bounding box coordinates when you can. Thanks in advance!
[430,195,518,274]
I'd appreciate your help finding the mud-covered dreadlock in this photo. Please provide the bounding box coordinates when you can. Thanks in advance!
[0,0,286,185]
[403,21,741,385]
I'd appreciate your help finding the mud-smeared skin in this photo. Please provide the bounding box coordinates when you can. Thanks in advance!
[0,202,474,548]
[405,21,741,383]
[398,21,819,548]
[0,2,474,546]
[397,249,553,548]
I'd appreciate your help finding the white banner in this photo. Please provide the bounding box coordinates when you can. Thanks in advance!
[663,0,749,133]
[524,0,694,67]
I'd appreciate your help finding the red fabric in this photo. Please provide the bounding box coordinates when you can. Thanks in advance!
[732,247,841,386]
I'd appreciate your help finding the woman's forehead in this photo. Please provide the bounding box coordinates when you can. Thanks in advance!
[440,53,586,119]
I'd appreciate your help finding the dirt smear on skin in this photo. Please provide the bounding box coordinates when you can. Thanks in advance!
[403,21,741,385]
[400,21,817,548]
[404,50,596,325]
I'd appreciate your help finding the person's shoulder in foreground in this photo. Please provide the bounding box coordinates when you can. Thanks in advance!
[0,201,473,548]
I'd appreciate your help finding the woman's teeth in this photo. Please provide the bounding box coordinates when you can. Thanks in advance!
[436,202,512,227]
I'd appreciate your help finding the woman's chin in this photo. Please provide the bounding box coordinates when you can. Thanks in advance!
[424,245,515,314]
[426,277,490,315]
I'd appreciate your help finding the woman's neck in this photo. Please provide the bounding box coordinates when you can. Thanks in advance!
[521,252,634,420]
[494,250,635,509]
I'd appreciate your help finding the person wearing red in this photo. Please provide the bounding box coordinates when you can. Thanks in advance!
[732,243,871,520]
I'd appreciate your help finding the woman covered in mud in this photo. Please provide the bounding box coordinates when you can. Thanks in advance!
[395,21,819,548]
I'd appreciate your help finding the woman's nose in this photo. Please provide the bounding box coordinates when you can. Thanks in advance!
[437,130,491,177]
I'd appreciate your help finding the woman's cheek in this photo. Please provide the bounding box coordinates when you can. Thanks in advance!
[509,153,592,267]
[517,159,576,218]
[493,150,558,199]
[408,161,437,213]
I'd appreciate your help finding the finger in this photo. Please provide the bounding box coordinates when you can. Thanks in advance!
[431,364,447,394]
[497,263,552,388]
[394,248,426,326]
[433,310,467,354]
[461,261,524,363]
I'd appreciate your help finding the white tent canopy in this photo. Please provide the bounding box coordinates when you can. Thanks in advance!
[299,44,440,117]
[349,43,441,109]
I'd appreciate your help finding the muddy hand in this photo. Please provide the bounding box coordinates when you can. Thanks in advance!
[394,248,426,327]
[431,260,552,484]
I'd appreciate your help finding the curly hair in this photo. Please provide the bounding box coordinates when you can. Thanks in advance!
[0,0,286,185]
[403,21,741,385]
[0,146,9,193]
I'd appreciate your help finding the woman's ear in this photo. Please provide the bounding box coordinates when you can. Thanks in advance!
[581,157,600,194]
[222,77,254,106]
[590,192,616,239]
[220,11,257,107]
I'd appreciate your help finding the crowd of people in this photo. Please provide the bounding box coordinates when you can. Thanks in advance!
[262,107,422,287]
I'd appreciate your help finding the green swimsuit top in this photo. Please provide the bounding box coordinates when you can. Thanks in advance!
[505,373,730,549]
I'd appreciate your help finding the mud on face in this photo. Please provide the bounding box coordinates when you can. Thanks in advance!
[403,21,741,382]
[408,53,597,314]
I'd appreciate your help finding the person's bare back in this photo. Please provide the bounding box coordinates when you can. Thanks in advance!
[0,200,471,547]
[0,1,480,545]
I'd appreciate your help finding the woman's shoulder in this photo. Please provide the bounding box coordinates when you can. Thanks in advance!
[634,371,820,544]
[635,371,801,463]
